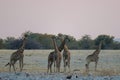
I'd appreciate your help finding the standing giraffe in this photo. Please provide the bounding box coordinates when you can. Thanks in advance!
[59,36,71,72]
[47,36,70,73]
[85,41,102,72]
[51,36,61,72]
[5,34,28,72]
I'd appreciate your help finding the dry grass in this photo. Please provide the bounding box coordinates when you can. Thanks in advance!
[96,69,120,76]
[0,50,120,76]
[79,69,120,76]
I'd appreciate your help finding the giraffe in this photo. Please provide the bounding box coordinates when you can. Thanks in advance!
[59,36,71,72]
[47,36,70,73]
[5,34,28,72]
[51,36,61,72]
[85,41,102,72]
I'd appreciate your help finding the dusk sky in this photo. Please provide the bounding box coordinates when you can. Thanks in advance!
[0,0,120,39]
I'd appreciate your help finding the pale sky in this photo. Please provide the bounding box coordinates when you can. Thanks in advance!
[0,0,120,39]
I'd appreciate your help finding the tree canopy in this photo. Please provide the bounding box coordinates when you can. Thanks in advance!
[0,32,120,50]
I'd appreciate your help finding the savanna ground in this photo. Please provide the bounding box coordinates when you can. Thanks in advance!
[0,50,120,76]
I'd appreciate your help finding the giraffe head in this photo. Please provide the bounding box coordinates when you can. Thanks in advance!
[21,32,30,43]
[23,33,29,39]
[24,34,28,38]
[51,35,57,40]
[58,34,70,42]
[64,36,70,42]
[21,31,31,40]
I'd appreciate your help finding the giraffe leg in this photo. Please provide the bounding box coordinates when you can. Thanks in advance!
[56,61,59,72]
[55,61,57,72]
[64,61,67,72]
[88,62,90,71]
[21,58,24,71]
[54,61,56,72]
[20,58,23,71]
[9,63,11,72]
[63,60,65,72]
[95,57,99,71]
[12,64,16,72]
[47,66,49,73]
[63,57,66,72]
[19,60,21,72]
[47,61,50,73]
[68,60,70,72]
[58,60,61,72]
[9,61,14,72]
[85,62,90,72]
[50,62,53,73]
[58,66,60,72]
[95,61,98,71]
[19,59,23,72]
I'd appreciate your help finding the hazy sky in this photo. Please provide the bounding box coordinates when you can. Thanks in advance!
[0,0,120,39]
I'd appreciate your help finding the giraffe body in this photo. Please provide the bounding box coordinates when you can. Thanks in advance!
[51,36,61,72]
[5,35,27,72]
[47,36,70,73]
[60,36,71,72]
[63,49,71,72]
[85,41,102,72]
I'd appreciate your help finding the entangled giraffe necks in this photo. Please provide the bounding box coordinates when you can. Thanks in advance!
[47,36,70,73]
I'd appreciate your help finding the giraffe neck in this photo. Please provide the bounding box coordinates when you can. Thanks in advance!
[18,37,26,52]
[93,42,102,55]
[58,38,67,52]
[52,38,59,53]
[98,41,102,51]
[64,45,69,51]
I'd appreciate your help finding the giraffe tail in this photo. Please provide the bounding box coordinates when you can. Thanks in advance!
[5,62,10,67]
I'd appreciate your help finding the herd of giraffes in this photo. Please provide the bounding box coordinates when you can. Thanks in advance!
[5,34,103,73]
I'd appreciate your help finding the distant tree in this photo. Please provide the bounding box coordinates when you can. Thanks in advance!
[1,31,120,50]
[112,41,120,49]
[57,33,78,49]
[25,39,42,49]
[27,33,53,49]
[78,35,94,49]
[0,38,4,49]
[66,38,78,49]
[9,39,22,49]
[94,35,114,49]
[4,37,16,49]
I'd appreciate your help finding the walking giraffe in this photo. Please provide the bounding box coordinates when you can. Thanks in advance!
[5,34,28,72]
[85,41,102,72]
[47,36,70,73]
